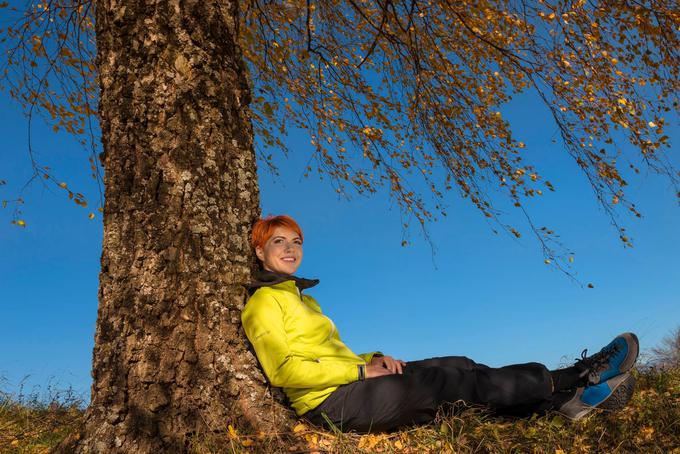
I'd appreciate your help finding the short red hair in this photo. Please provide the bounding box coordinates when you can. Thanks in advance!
[251,215,304,251]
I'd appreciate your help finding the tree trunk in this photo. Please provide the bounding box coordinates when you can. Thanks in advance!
[72,0,292,451]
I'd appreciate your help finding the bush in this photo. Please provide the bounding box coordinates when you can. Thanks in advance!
[650,326,680,369]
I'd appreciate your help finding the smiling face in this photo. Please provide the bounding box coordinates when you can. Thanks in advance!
[255,226,303,275]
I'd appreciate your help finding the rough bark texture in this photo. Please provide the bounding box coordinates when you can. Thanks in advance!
[73,1,292,452]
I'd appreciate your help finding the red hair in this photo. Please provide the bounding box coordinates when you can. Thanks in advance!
[251,215,304,251]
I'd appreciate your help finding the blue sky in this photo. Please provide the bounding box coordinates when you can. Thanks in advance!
[1,78,678,402]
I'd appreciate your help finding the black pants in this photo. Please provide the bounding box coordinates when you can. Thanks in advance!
[304,356,554,433]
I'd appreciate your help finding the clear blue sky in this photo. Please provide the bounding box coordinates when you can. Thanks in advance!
[1,80,678,402]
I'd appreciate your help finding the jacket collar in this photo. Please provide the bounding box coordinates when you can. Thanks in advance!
[247,269,319,294]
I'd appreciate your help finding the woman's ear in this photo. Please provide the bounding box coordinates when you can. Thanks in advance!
[255,245,264,262]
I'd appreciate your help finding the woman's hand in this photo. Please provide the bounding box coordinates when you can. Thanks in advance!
[369,355,406,375]
[365,364,396,379]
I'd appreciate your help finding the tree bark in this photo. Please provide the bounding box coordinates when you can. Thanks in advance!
[71,0,292,451]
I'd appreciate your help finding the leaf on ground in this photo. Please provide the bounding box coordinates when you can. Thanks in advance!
[293,422,307,433]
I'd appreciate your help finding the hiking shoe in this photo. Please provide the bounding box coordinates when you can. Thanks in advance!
[557,372,636,420]
[575,332,639,386]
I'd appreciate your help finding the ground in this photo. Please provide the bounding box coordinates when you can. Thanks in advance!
[1,367,678,453]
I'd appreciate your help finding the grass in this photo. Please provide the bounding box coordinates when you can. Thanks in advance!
[2,367,678,453]
[0,380,84,454]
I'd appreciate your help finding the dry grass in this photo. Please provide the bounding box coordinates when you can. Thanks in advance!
[191,367,680,454]
[2,368,678,454]
[0,382,84,454]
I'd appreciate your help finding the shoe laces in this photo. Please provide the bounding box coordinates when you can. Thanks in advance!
[575,343,621,373]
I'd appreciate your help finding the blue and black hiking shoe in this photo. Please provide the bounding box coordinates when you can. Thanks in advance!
[575,332,639,386]
[556,372,636,420]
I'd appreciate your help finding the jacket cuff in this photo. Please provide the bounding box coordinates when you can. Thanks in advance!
[359,351,383,364]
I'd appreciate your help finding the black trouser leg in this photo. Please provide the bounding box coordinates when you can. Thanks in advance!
[305,356,554,433]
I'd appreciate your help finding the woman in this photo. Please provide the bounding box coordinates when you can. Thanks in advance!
[242,215,639,433]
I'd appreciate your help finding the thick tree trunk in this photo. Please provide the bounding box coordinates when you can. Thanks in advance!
[72,1,292,452]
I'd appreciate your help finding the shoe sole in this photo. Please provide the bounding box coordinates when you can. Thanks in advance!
[558,372,635,420]
[598,373,636,411]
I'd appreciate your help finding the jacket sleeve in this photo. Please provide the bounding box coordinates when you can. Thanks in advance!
[242,293,361,388]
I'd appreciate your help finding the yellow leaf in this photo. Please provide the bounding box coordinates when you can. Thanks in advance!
[618,98,627,106]
[556,450,566,454]
[241,439,254,447]
[648,121,657,128]
[544,259,551,264]
[641,426,655,439]
[394,440,404,449]
[228,424,238,439]
[59,182,68,188]
[360,434,385,449]
[16,219,26,227]
[293,423,307,433]
[88,213,95,219]
[305,433,318,447]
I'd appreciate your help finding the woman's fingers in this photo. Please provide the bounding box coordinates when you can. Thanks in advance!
[382,356,394,373]
[382,356,404,374]
[369,355,406,374]
[393,358,406,374]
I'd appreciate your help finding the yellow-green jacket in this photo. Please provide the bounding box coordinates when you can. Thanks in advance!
[242,275,379,415]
